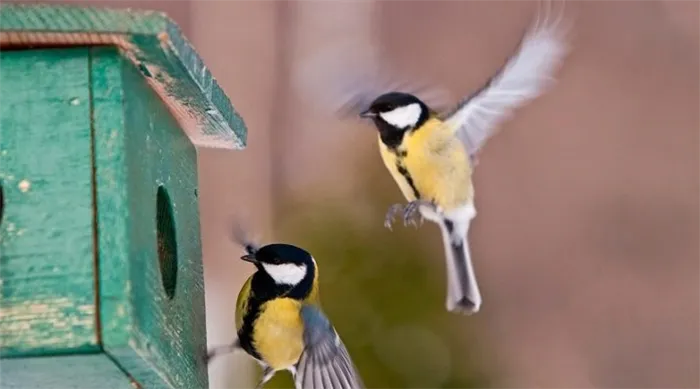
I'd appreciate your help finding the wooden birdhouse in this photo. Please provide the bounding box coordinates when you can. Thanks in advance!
[0,4,247,388]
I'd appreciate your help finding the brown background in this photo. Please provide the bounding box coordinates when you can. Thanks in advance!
[10,1,699,388]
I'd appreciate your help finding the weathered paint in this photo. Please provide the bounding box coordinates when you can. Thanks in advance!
[0,9,216,386]
[116,51,208,389]
[1,353,135,389]
[0,3,248,150]
[0,45,210,387]
[90,47,132,350]
[0,48,99,357]
[85,47,207,388]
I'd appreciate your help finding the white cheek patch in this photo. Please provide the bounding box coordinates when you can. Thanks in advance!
[379,103,422,129]
[262,263,307,285]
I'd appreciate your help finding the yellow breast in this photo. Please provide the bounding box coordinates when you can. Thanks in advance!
[252,298,305,370]
[379,118,474,210]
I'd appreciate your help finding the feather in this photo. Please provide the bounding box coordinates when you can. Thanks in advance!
[442,0,571,157]
[294,305,364,389]
[293,35,453,119]
[229,217,261,255]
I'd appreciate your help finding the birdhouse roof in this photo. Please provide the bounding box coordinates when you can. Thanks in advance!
[0,4,247,150]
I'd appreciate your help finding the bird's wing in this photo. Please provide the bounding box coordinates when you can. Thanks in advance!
[292,2,451,118]
[293,33,453,119]
[442,2,570,157]
[295,304,364,389]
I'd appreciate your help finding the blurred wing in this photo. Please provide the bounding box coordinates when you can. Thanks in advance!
[229,217,261,256]
[296,45,450,118]
[443,1,571,157]
[292,2,450,118]
[295,305,364,389]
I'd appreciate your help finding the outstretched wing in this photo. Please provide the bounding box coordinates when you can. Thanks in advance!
[292,2,451,118]
[296,45,450,118]
[442,1,571,157]
[294,305,364,389]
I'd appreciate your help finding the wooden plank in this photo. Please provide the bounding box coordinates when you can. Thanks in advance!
[120,53,208,389]
[0,353,135,389]
[89,47,131,350]
[0,3,248,150]
[0,48,99,357]
[90,47,208,389]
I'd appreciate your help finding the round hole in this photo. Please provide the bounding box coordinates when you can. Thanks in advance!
[156,185,178,299]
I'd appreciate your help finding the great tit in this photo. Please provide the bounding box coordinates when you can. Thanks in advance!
[296,2,570,315]
[206,241,364,389]
[359,8,569,315]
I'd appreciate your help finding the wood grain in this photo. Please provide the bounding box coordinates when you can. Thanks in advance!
[90,47,132,350]
[89,47,208,388]
[0,353,135,389]
[0,3,248,150]
[118,52,208,389]
[0,48,99,357]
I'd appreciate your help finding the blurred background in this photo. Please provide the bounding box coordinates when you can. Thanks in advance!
[10,0,699,388]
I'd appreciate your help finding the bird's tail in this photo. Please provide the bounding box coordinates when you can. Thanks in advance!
[437,220,482,314]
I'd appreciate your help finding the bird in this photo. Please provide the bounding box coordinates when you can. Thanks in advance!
[295,1,570,315]
[205,236,364,389]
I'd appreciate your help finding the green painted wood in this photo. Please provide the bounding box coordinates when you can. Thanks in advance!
[0,3,248,150]
[90,46,132,354]
[0,353,135,389]
[90,47,208,389]
[0,48,99,357]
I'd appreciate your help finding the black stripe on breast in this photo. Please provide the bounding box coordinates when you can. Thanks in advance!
[396,161,421,199]
[237,272,280,361]
[238,299,263,360]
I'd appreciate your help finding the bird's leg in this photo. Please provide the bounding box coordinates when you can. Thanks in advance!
[403,199,437,228]
[384,203,405,230]
[255,366,276,389]
[204,340,240,365]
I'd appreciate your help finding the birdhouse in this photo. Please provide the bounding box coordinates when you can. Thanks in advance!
[0,4,247,388]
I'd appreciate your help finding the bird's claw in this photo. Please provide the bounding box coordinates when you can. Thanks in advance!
[384,203,405,230]
[203,350,215,365]
[386,200,436,230]
[403,200,433,228]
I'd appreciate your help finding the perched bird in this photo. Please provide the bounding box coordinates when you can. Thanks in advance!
[206,239,364,389]
[296,2,570,315]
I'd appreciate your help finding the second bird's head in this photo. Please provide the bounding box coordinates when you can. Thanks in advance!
[359,92,431,136]
[241,243,316,288]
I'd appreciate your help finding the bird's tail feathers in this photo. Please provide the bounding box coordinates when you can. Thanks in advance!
[438,220,482,315]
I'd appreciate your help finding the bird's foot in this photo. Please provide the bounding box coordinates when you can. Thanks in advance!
[204,343,238,365]
[384,203,405,230]
[255,367,275,389]
[402,199,435,228]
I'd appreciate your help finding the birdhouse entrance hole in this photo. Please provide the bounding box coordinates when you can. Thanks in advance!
[156,185,177,300]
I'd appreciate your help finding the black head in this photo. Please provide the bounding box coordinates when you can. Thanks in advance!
[359,92,430,149]
[359,92,430,131]
[241,243,316,287]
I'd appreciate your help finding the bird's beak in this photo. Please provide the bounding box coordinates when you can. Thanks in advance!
[240,253,259,265]
[359,109,376,118]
